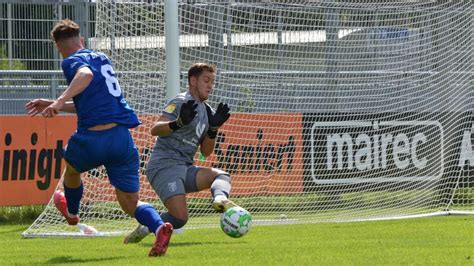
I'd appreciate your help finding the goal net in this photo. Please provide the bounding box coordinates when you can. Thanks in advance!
[23,0,473,237]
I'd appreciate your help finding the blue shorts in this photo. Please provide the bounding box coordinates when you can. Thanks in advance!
[64,125,140,193]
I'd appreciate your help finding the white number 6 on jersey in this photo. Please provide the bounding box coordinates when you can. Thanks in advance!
[101,64,122,97]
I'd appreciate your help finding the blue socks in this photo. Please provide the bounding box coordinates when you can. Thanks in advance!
[134,204,164,234]
[63,182,83,216]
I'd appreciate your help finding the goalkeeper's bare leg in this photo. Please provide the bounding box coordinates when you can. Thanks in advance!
[115,189,173,256]
[124,164,235,244]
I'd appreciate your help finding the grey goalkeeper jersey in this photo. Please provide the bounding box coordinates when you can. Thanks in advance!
[147,91,214,171]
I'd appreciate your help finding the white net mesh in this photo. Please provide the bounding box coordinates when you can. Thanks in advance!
[23,0,473,237]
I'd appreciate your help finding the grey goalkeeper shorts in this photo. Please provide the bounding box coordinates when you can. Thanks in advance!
[146,163,201,203]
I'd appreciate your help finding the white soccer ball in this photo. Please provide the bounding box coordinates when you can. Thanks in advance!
[220,206,252,238]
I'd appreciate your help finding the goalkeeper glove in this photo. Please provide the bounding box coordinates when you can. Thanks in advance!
[169,100,198,131]
[205,102,231,139]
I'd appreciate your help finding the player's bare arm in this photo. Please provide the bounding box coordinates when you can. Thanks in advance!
[150,116,173,136]
[26,99,76,116]
[42,66,93,118]
[151,100,198,136]
[200,137,216,157]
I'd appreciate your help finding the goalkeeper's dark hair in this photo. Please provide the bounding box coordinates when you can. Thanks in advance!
[188,63,216,83]
[50,19,80,42]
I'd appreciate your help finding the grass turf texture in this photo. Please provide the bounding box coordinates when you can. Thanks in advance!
[0,216,472,265]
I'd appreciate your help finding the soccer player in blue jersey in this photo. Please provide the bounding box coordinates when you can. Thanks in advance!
[25,19,172,257]
[124,63,236,243]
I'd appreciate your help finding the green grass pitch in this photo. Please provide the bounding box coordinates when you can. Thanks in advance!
[0,216,472,265]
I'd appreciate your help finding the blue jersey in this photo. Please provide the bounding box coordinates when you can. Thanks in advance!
[61,49,140,129]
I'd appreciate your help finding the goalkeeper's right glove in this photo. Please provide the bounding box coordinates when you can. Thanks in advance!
[169,100,197,131]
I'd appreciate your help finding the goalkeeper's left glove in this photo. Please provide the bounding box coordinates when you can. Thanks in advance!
[205,102,230,139]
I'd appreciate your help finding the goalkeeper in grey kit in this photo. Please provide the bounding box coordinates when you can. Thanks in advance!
[124,63,237,243]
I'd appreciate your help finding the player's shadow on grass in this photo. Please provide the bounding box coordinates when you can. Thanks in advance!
[138,240,247,248]
[46,255,127,264]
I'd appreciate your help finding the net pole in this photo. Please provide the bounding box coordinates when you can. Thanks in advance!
[165,0,180,99]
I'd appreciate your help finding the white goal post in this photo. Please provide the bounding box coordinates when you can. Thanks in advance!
[23,0,473,237]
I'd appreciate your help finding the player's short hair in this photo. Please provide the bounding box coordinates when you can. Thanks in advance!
[188,63,216,83]
[50,19,80,43]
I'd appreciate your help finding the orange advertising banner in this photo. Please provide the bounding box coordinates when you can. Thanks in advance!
[0,116,76,206]
[1,113,303,206]
[191,112,304,196]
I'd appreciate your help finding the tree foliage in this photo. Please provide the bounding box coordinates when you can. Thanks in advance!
[0,45,25,70]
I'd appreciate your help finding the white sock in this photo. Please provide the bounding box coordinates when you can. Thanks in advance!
[214,195,228,202]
